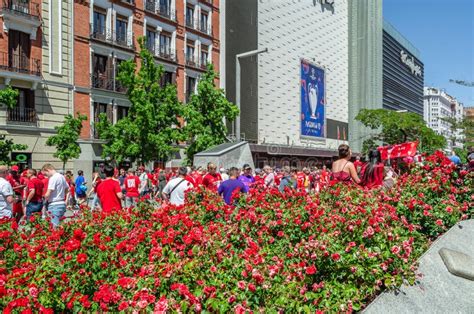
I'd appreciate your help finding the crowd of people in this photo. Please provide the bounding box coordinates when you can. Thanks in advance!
[0,145,473,227]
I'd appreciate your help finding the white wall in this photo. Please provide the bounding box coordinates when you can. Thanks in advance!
[257,0,349,149]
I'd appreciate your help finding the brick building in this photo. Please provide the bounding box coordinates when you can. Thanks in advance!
[73,0,220,177]
[0,0,74,170]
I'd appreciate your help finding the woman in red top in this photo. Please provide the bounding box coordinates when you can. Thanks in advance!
[360,149,385,189]
[331,144,361,185]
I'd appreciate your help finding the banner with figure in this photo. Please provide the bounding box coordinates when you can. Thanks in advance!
[378,141,419,161]
[301,59,325,138]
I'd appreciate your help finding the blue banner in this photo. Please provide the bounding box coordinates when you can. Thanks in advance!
[300,60,325,138]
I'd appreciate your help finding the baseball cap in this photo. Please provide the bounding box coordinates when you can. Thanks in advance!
[243,164,251,170]
[11,165,19,172]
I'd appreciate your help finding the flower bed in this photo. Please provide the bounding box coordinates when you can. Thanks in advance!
[1,152,473,313]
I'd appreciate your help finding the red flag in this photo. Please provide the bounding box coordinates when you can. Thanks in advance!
[377,142,418,161]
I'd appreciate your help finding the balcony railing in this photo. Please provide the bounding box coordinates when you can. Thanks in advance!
[146,43,176,61]
[91,73,126,93]
[1,0,41,20]
[144,1,176,21]
[7,107,37,123]
[0,52,41,76]
[90,24,135,50]
[200,60,208,70]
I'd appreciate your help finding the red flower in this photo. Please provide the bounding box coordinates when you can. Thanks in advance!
[331,253,341,261]
[391,246,400,254]
[306,265,317,275]
[77,253,87,264]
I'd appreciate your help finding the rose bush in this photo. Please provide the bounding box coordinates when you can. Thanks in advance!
[1,151,472,313]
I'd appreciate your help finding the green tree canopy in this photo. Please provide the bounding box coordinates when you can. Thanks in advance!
[355,109,446,154]
[46,113,87,170]
[441,116,474,149]
[183,64,239,164]
[0,86,19,109]
[96,37,183,164]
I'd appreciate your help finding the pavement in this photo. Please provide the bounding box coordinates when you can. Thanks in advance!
[363,219,474,314]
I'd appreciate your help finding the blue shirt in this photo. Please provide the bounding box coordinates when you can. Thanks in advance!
[218,179,247,205]
[449,155,461,165]
[75,175,85,196]
[279,175,296,192]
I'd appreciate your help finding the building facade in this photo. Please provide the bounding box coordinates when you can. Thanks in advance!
[0,0,74,170]
[383,21,424,115]
[73,0,220,177]
[424,87,464,151]
[223,0,382,167]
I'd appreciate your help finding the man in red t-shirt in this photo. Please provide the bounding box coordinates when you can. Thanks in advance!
[191,168,203,186]
[96,165,123,214]
[124,169,140,207]
[25,169,44,222]
[202,163,222,190]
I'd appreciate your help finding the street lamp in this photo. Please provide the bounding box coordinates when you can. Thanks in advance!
[235,48,268,141]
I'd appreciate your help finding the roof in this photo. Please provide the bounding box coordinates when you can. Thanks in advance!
[195,141,248,156]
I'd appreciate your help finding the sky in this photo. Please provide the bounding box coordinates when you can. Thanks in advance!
[384,0,474,107]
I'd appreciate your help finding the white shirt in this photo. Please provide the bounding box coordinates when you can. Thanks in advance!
[163,177,192,206]
[47,172,69,205]
[139,173,148,191]
[220,173,229,181]
[0,177,13,218]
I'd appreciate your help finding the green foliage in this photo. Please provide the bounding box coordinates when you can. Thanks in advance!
[441,116,474,149]
[97,37,183,164]
[356,109,446,154]
[0,137,27,165]
[453,147,468,163]
[183,64,239,165]
[46,113,87,170]
[0,86,19,109]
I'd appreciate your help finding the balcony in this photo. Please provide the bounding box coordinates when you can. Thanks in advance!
[0,52,41,76]
[91,73,126,93]
[144,1,176,21]
[90,24,135,50]
[0,0,41,40]
[7,107,36,123]
[199,60,208,70]
[1,0,40,20]
[146,43,176,62]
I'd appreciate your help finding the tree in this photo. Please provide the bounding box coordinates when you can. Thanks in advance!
[355,109,446,154]
[0,86,27,164]
[183,64,239,164]
[96,38,183,164]
[46,114,87,170]
[0,85,19,109]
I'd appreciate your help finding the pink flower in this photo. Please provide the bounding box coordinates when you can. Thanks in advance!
[436,219,443,226]
[237,281,246,290]
[391,246,400,254]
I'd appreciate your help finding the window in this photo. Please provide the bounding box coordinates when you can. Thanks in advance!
[186,43,195,64]
[116,17,128,45]
[117,106,129,121]
[186,76,196,102]
[186,6,194,27]
[159,33,172,58]
[160,71,174,87]
[146,29,157,54]
[7,88,36,123]
[201,46,208,67]
[93,11,106,36]
[200,11,208,33]
[159,0,171,16]
[8,30,32,73]
[93,102,112,138]
[115,59,126,92]
[92,54,112,90]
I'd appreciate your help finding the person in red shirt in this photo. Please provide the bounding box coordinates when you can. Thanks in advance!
[96,165,123,214]
[360,149,385,189]
[254,168,265,187]
[8,165,25,222]
[25,169,44,222]
[124,169,140,207]
[202,163,222,190]
[191,167,203,186]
